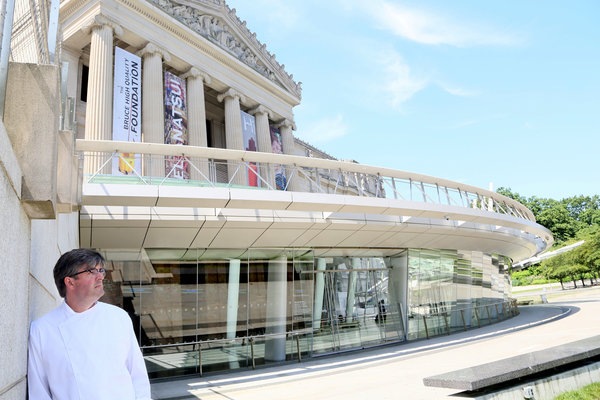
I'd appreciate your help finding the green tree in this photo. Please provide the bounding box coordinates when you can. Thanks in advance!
[536,205,582,243]
[498,188,600,289]
[574,225,600,281]
[496,188,598,244]
[496,187,527,205]
[542,253,572,289]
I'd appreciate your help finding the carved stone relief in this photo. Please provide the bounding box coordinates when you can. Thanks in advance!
[148,0,302,99]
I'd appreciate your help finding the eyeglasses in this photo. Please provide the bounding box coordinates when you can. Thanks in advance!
[70,266,106,278]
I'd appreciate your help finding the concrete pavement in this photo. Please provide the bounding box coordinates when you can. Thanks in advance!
[151,287,600,400]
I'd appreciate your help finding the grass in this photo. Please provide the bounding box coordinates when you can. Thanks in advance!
[553,382,600,399]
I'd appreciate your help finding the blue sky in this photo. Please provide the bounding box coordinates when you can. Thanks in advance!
[231,0,599,200]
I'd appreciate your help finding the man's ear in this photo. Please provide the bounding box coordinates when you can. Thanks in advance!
[64,276,74,290]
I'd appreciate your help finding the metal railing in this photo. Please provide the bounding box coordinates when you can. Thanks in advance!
[141,329,313,376]
[412,299,519,340]
[137,299,519,376]
[75,140,538,223]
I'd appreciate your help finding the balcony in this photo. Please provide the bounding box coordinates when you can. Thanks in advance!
[76,139,553,260]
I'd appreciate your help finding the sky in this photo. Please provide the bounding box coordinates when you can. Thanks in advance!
[230,0,599,200]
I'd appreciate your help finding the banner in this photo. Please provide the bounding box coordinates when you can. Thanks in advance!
[112,47,142,175]
[270,126,287,190]
[241,110,258,187]
[164,71,189,179]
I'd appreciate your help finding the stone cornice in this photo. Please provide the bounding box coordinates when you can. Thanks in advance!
[217,88,246,104]
[182,67,211,84]
[137,42,172,62]
[82,14,124,37]
[248,105,272,119]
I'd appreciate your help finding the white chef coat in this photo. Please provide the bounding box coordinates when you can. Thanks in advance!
[28,301,152,400]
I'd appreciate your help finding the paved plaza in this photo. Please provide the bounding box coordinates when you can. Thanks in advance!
[151,286,600,400]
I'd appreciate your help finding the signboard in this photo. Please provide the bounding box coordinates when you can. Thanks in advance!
[164,71,189,179]
[241,110,258,187]
[112,47,141,175]
[270,126,287,190]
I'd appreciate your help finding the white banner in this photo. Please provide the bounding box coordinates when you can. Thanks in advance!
[112,47,142,175]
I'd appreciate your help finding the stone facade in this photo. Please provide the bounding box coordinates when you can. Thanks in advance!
[0,63,79,398]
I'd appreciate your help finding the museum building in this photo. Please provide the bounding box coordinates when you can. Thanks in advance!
[0,0,554,391]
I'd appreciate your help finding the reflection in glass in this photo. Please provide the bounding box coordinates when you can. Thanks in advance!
[99,247,512,378]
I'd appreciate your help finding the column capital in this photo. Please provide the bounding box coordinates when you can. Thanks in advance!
[182,67,211,84]
[276,118,296,131]
[248,105,272,119]
[137,42,171,63]
[217,88,246,105]
[82,14,123,37]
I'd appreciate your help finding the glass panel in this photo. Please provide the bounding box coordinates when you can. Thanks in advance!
[143,344,199,378]
[246,248,311,365]
[291,249,314,359]
[407,249,422,340]
[98,247,514,377]
[141,253,198,378]
[100,250,142,344]
[313,263,338,354]
[200,339,249,373]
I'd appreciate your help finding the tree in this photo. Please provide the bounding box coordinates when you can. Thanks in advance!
[542,253,573,289]
[496,188,597,244]
[574,225,600,281]
[536,205,582,243]
[497,188,600,288]
[497,187,527,205]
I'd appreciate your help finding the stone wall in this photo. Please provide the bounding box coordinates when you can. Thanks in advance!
[0,121,31,399]
[0,62,79,399]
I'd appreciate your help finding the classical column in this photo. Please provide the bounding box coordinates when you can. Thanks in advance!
[389,255,408,339]
[345,258,359,323]
[226,259,241,368]
[277,119,300,191]
[312,258,327,330]
[83,15,122,175]
[265,255,288,361]
[137,43,170,179]
[249,105,275,188]
[217,88,247,186]
[182,67,211,182]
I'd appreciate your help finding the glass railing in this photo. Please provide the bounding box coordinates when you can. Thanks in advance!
[140,299,519,378]
[141,329,313,378]
[408,299,519,340]
[75,141,538,224]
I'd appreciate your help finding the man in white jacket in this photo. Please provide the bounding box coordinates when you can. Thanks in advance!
[28,249,152,399]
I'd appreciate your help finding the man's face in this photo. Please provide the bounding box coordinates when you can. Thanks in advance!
[68,264,105,304]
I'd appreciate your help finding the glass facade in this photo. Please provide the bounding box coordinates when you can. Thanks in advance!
[99,247,511,378]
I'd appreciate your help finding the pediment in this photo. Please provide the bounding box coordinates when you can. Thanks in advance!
[147,0,302,99]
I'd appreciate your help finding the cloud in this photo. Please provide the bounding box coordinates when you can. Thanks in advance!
[360,46,479,110]
[298,114,349,143]
[360,0,521,47]
[377,52,428,108]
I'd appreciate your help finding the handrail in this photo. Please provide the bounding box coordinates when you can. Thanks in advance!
[140,300,517,351]
[75,139,536,221]
[140,328,314,350]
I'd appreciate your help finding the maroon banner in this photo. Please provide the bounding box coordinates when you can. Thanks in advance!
[164,71,189,179]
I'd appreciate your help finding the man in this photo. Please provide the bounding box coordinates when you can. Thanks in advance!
[28,249,152,399]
